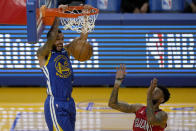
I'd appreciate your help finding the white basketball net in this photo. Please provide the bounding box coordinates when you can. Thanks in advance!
[60,8,98,33]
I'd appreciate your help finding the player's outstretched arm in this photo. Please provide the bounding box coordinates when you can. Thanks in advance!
[37,17,60,67]
[108,64,143,113]
[65,5,92,58]
[37,5,67,66]
[76,4,94,42]
[146,78,168,127]
[66,4,90,45]
[79,4,92,41]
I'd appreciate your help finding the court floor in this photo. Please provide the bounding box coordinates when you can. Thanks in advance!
[0,87,196,131]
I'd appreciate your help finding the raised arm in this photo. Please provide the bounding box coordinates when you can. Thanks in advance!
[65,5,91,57]
[74,4,90,41]
[146,78,168,127]
[108,64,143,113]
[37,17,60,67]
[79,4,91,41]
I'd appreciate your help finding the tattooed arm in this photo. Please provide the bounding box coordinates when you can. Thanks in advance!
[146,78,168,127]
[37,5,68,59]
[108,64,143,113]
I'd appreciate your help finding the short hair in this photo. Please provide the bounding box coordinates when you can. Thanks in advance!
[158,86,170,103]
[47,29,62,39]
[58,29,62,33]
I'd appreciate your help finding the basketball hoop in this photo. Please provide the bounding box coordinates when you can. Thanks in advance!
[41,5,99,33]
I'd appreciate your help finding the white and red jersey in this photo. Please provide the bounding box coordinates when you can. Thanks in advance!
[133,106,166,131]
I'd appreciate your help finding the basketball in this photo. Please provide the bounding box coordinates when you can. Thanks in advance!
[70,41,93,61]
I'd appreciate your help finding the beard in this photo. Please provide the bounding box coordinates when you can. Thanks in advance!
[152,99,159,105]
[52,45,57,51]
[52,45,62,52]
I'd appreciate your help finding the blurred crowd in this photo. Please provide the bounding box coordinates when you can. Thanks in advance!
[121,0,196,13]
[57,0,196,13]
[184,0,196,13]
[121,0,149,13]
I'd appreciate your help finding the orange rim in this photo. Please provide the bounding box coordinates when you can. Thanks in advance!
[42,5,99,18]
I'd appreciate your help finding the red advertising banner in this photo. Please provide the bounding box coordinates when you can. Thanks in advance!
[0,0,27,25]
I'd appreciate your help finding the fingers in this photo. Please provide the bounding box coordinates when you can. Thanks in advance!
[119,64,126,75]
[82,5,92,14]
[58,4,68,12]
[152,78,157,86]
[117,64,124,72]
[119,64,122,72]
[122,64,127,75]
[116,64,126,77]
[150,79,153,87]
[150,78,157,89]
[84,5,92,9]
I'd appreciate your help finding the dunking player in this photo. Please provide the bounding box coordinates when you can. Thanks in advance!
[108,64,170,131]
[37,5,92,131]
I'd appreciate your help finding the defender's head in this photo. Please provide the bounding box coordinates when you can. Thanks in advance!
[151,86,170,106]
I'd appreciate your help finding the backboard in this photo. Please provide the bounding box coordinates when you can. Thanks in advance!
[26,0,57,43]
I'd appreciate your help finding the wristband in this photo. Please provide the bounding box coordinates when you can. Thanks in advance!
[116,77,124,80]
[115,79,122,86]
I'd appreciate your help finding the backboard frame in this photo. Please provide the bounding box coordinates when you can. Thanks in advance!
[26,0,57,43]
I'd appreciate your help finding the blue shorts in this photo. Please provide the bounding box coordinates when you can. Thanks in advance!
[44,95,76,131]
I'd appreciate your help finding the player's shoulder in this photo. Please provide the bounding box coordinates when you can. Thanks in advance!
[156,110,168,120]
[158,110,168,116]
[134,104,145,113]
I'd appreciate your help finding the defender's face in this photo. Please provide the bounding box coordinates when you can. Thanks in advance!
[54,33,64,51]
[152,87,164,105]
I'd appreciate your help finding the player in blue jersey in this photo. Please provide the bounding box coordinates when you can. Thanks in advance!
[36,5,92,131]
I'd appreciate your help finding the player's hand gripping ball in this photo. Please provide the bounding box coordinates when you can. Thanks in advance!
[69,38,93,62]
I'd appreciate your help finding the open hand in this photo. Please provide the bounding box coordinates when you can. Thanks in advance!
[148,78,157,94]
[82,5,92,14]
[58,4,68,12]
[115,64,127,81]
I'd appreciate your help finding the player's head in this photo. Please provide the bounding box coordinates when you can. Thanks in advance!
[152,86,170,105]
[47,29,64,52]
[54,29,64,51]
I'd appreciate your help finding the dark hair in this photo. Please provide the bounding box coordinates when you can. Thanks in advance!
[47,29,62,39]
[58,29,62,33]
[157,86,170,103]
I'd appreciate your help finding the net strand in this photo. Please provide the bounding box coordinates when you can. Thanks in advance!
[60,7,98,33]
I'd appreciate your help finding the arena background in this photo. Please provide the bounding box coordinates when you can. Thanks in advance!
[1,15,196,87]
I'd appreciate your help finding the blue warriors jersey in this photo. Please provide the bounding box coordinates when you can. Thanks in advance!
[41,48,74,98]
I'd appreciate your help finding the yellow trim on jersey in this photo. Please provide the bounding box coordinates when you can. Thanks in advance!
[53,125,56,131]
[58,124,63,131]
[50,96,63,131]
[45,52,52,66]
[53,125,63,131]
